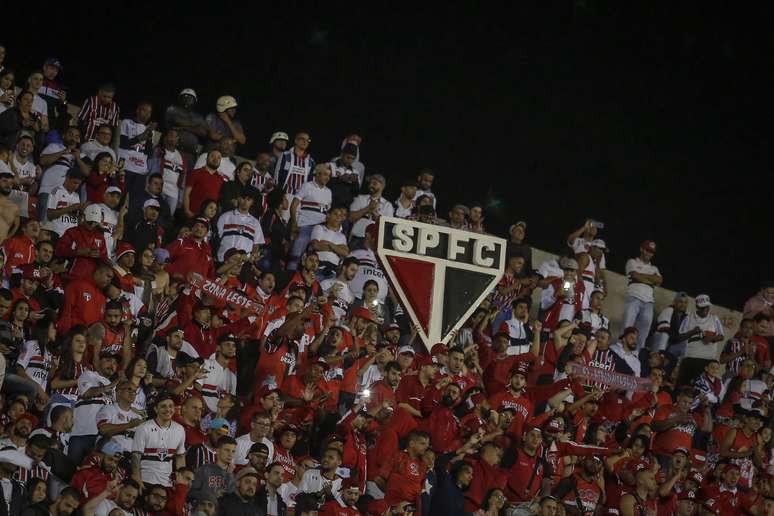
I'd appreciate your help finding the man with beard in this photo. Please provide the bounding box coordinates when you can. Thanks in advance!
[320,257,358,323]
[418,382,463,454]
[146,327,185,382]
[164,88,207,169]
[55,203,109,280]
[298,448,344,501]
[37,126,90,219]
[369,361,401,409]
[328,143,361,208]
[348,174,394,246]
[198,334,237,413]
[252,150,276,197]
[184,149,225,218]
[70,440,123,504]
[0,413,35,449]
[611,327,644,377]
[267,131,289,172]
[140,484,171,515]
[319,477,361,516]
[553,456,604,514]
[429,437,480,516]
[374,431,431,511]
[21,486,81,516]
[217,466,261,516]
[92,478,141,516]
[275,132,315,197]
[413,168,436,208]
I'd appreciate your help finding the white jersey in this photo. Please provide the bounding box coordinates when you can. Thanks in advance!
[349,195,394,238]
[195,152,235,181]
[234,433,274,466]
[118,119,149,174]
[31,94,48,118]
[132,419,186,487]
[294,181,331,227]
[11,154,36,187]
[570,237,607,269]
[298,468,342,498]
[198,357,237,412]
[359,364,383,390]
[310,224,346,266]
[80,140,116,162]
[93,203,118,258]
[46,186,81,236]
[501,318,532,355]
[72,370,115,436]
[16,339,53,391]
[393,197,414,218]
[38,143,73,194]
[278,481,301,508]
[216,209,265,262]
[577,309,610,334]
[652,306,676,351]
[320,279,354,322]
[680,311,725,360]
[348,249,388,302]
[624,258,660,303]
[97,404,143,452]
[412,189,436,208]
[158,148,184,200]
[329,160,361,184]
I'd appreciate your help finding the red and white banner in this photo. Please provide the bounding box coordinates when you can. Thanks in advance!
[189,273,264,316]
[567,362,652,392]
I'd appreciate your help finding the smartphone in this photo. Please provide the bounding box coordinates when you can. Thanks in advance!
[591,221,605,229]
[563,280,573,290]
[117,158,125,169]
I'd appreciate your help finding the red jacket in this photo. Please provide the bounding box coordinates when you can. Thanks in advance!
[320,499,361,516]
[70,465,114,505]
[183,320,215,358]
[1,234,36,277]
[85,169,123,204]
[464,458,507,511]
[58,278,106,334]
[55,224,109,280]
[165,236,215,279]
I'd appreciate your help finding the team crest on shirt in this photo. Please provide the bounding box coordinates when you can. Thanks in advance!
[409,463,419,476]
[158,449,168,461]
[376,217,505,352]
[83,293,92,301]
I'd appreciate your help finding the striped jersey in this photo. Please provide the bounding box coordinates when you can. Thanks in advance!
[77,95,120,142]
[274,148,315,196]
[16,339,54,391]
[216,209,265,262]
[51,362,91,401]
[347,249,389,302]
[132,419,186,487]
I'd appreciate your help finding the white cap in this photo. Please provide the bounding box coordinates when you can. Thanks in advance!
[590,239,608,251]
[143,198,161,210]
[216,95,237,113]
[83,204,103,223]
[397,345,416,356]
[269,131,289,144]
[105,186,122,195]
[179,88,197,99]
[695,294,711,308]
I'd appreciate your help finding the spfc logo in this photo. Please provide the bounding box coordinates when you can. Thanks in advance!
[376,217,505,351]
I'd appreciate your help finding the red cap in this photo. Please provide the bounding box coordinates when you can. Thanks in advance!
[543,418,564,434]
[723,462,741,473]
[352,307,375,323]
[414,354,438,369]
[687,470,704,485]
[640,240,656,253]
[16,413,39,427]
[627,459,650,474]
[677,490,697,502]
[511,360,531,377]
[341,476,360,490]
[430,343,448,356]
[115,242,136,261]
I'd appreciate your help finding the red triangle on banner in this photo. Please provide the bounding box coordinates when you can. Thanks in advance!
[385,255,436,336]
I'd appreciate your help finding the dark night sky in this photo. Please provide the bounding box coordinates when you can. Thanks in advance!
[7,2,773,308]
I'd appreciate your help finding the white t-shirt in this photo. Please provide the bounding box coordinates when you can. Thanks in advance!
[570,237,607,269]
[16,339,53,391]
[72,370,115,436]
[80,140,116,162]
[38,143,73,194]
[393,197,414,218]
[216,209,265,262]
[132,419,186,487]
[680,311,725,360]
[94,203,119,257]
[198,357,237,413]
[298,469,342,498]
[118,119,149,174]
[97,404,143,452]
[624,258,660,303]
[359,364,383,390]
[348,249,388,302]
[12,154,36,187]
[32,94,48,118]
[46,186,81,236]
[349,195,394,237]
[195,152,235,180]
[320,278,354,322]
[159,149,184,199]
[310,224,346,266]
[294,181,331,227]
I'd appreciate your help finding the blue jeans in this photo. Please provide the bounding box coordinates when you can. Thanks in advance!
[621,296,654,351]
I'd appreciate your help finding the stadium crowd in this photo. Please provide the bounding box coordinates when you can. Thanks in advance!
[1,48,774,516]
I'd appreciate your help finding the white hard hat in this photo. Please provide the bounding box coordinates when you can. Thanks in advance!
[179,88,198,100]
[269,131,289,144]
[216,95,238,113]
[83,204,103,223]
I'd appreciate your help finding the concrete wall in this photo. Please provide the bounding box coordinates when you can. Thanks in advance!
[529,248,743,345]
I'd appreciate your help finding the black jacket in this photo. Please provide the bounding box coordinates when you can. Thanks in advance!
[254,488,287,516]
[217,492,265,516]
[0,478,24,516]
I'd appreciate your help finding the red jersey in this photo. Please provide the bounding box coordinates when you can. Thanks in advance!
[254,334,298,393]
[464,459,507,511]
[273,445,295,482]
[652,406,703,455]
[506,446,545,503]
[173,417,206,447]
[55,224,109,280]
[701,485,742,516]
[1,234,36,277]
[187,168,226,214]
[559,472,602,515]
[338,410,369,494]
[320,500,361,516]
[165,236,215,280]
[183,321,215,359]
[70,465,115,505]
[378,451,427,507]
[395,374,431,413]
[58,278,106,334]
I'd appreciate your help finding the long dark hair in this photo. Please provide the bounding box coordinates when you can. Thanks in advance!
[51,325,87,381]
[91,151,113,173]
[29,314,56,354]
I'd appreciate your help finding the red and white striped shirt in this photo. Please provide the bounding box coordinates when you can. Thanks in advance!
[77,95,120,142]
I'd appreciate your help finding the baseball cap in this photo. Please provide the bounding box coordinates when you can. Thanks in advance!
[383,322,400,333]
[209,418,230,433]
[249,442,270,455]
[235,466,260,481]
[179,88,197,99]
[191,216,210,229]
[167,326,185,336]
[543,418,564,434]
[430,343,448,356]
[269,131,289,144]
[559,257,579,271]
[590,239,608,251]
[674,291,689,301]
[154,248,170,264]
[217,333,237,345]
[414,354,437,369]
[114,242,135,261]
[20,265,41,281]
[511,361,531,377]
[695,294,711,308]
[105,186,122,195]
[677,490,697,502]
[509,221,527,232]
[398,345,416,356]
[101,440,123,456]
[16,413,39,427]
[640,240,657,253]
[143,198,161,210]
[44,57,63,70]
